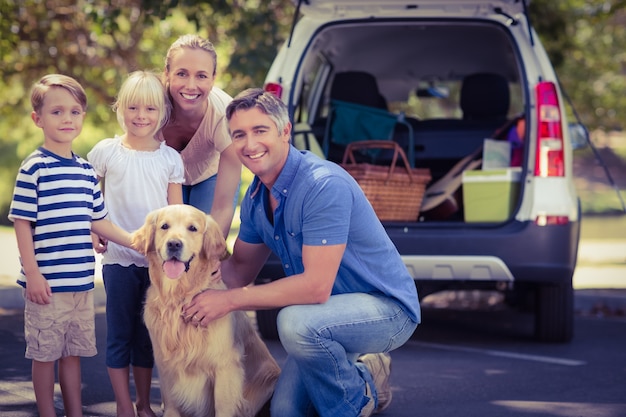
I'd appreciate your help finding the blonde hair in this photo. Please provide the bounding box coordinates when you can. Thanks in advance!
[164,34,218,78]
[30,74,87,114]
[113,71,171,136]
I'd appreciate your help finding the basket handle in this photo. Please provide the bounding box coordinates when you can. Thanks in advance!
[342,140,415,183]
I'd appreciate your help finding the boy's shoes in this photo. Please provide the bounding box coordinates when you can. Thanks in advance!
[358,352,392,416]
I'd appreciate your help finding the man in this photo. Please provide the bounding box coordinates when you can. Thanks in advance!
[183,88,420,417]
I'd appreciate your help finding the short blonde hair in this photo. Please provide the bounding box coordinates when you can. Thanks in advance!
[30,74,87,114]
[113,71,171,135]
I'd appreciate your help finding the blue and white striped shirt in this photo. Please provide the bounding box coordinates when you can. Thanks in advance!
[8,147,107,292]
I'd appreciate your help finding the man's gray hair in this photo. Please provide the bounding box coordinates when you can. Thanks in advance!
[226,88,290,133]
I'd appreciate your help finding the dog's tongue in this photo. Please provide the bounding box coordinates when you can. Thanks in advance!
[163,260,185,279]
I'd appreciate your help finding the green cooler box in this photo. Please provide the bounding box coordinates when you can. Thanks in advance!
[462,168,522,222]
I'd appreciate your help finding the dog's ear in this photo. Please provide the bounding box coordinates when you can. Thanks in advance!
[131,208,158,254]
[202,214,228,261]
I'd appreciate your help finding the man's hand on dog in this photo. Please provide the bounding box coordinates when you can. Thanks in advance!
[182,288,232,327]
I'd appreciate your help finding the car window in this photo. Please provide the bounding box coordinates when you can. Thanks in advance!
[388,79,524,121]
[295,52,330,125]
[389,80,462,120]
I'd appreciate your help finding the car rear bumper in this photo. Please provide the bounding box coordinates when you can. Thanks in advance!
[387,219,580,285]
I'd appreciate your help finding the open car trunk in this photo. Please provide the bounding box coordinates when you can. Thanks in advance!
[290,18,527,224]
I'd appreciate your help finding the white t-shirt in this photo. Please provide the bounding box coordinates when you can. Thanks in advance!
[87,136,184,267]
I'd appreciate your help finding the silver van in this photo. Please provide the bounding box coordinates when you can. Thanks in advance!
[257,0,586,343]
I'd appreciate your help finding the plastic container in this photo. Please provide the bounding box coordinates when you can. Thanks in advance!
[462,168,522,222]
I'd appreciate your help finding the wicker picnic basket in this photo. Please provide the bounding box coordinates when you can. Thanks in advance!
[341,140,431,221]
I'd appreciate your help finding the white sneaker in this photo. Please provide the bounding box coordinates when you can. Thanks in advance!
[358,352,392,415]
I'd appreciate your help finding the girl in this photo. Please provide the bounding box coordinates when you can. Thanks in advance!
[88,71,184,417]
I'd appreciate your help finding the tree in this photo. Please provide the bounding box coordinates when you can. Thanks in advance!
[0,0,294,222]
[530,0,626,131]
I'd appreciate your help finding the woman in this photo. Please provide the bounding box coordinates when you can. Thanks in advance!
[160,34,241,237]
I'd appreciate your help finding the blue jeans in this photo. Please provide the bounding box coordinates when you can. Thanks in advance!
[103,264,154,368]
[183,174,240,214]
[271,293,418,417]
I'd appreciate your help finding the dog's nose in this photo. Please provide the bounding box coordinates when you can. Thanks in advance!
[167,239,183,255]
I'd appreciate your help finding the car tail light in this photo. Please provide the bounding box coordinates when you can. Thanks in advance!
[264,82,283,98]
[534,81,564,177]
[533,82,570,226]
[535,215,569,226]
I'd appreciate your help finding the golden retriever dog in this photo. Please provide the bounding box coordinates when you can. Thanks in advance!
[132,204,280,417]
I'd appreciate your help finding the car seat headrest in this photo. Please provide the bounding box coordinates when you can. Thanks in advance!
[330,71,388,110]
[460,73,510,121]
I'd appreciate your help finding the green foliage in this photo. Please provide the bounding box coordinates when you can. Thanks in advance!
[0,0,294,225]
[578,187,626,215]
[1,0,294,132]
[530,0,626,131]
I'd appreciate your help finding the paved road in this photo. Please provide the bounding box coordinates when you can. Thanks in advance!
[2,303,626,417]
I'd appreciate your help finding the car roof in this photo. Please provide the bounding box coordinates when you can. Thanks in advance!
[294,0,528,17]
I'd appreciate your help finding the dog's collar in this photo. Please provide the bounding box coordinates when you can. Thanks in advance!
[204,269,221,286]
[184,255,195,272]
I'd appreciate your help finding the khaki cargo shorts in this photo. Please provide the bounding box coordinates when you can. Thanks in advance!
[24,291,97,362]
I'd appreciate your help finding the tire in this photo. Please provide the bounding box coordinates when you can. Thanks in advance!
[534,283,574,343]
[256,308,280,340]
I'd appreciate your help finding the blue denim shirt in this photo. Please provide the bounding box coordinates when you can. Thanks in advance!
[239,146,420,322]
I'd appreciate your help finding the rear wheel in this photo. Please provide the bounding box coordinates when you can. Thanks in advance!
[534,283,574,343]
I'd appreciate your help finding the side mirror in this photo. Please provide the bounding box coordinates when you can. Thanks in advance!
[569,123,589,150]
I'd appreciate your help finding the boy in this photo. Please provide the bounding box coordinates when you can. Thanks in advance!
[8,74,133,417]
